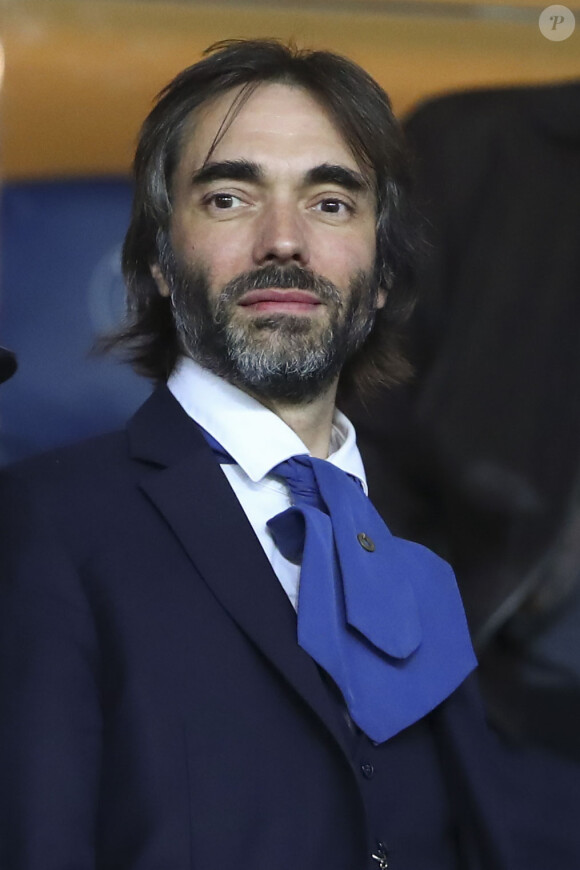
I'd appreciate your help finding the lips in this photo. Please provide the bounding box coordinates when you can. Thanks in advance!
[238,289,323,313]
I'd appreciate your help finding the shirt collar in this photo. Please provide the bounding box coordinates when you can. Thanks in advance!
[167,357,368,493]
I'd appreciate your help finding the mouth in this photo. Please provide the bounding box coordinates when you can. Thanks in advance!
[237,289,324,315]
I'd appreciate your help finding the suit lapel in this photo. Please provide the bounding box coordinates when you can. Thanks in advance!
[127,386,352,756]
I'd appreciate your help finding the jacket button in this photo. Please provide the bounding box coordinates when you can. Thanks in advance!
[371,841,389,868]
[357,532,375,552]
[361,761,375,779]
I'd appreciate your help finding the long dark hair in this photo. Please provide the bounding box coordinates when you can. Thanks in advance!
[104,39,421,400]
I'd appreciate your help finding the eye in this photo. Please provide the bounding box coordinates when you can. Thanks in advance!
[207,193,244,210]
[313,198,353,216]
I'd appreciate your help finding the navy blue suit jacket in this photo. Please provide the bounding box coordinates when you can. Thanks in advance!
[0,387,518,870]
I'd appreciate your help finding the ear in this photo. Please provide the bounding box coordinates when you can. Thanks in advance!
[150,263,171,298]
[376,287,388,310]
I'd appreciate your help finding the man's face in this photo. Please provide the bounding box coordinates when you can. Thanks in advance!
[153,82,384,402]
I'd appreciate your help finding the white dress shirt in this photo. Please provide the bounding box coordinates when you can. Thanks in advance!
[167,357,367,610]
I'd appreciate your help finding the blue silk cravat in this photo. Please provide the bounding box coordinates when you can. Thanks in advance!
[205,431,477,743]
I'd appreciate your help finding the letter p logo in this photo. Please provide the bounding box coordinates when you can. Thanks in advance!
[539,5,576,39]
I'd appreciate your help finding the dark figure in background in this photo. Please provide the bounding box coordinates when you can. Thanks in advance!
[1,41,517,870]
[0,348,17,464]
[0,347,17,385]
[345,81,580,867]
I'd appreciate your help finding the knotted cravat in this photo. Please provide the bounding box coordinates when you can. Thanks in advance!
[205,431,476,743]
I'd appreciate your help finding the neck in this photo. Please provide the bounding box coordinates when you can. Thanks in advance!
[253,381,339,459]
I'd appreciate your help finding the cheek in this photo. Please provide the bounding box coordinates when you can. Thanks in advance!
[316,233,376,279]
[169,220,196,262]
[172,219,252,281]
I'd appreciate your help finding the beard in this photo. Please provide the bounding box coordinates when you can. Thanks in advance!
[159,244,380,404]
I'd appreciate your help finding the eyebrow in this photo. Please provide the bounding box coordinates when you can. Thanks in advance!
[191,159,263,187]
[191,159,368,193]
[303,163,368,192]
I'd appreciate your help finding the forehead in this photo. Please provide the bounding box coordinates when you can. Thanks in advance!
[174,82,363,180]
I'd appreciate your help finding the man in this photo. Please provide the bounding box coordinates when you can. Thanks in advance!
[0,40,515,870]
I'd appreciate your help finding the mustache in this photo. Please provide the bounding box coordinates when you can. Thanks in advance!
[218,264,343,306]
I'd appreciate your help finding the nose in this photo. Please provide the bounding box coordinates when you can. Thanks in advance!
[252,200,310,267]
